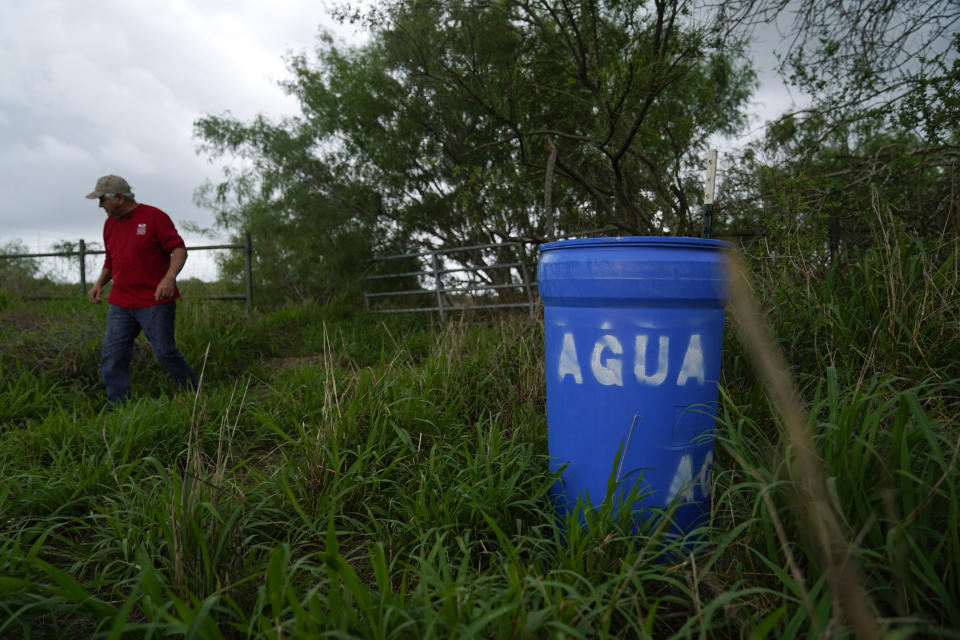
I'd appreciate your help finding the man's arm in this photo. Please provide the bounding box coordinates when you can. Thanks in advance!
[88,267,112,304]
[155,247,187,300]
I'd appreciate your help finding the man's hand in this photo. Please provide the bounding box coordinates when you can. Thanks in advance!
[156,247,187,300]
[88,283,103,304]
[155,276,176,300]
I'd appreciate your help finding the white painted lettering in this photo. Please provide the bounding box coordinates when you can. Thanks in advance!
[558,332,583,383]
[667,454,695,503]
[676,334,705,386]
[556,330,710,387]
[698,451,714,500]
[634,334,669,386]
[591,335,623,387]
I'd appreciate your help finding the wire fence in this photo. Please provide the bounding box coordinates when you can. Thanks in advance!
[364,241,539,320]
[362,230,769,319]
[6,228,770,320]
[0,232,254,316]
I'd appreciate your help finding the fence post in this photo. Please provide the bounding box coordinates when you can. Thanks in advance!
[701,149,718,238]
[432,252,446,322]
[244,230,253,318]
[78,239,87,293]
[517,247,535,318]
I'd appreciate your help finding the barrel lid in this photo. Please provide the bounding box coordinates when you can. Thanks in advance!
[539,236,730,252]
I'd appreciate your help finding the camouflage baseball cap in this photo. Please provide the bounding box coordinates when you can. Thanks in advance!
[85,175,133,199]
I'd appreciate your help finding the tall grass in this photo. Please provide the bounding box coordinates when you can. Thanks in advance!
[0,232,957,637]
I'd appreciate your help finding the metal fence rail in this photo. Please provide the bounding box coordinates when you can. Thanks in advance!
[0,231,254,316]
[364,241,538,320]
[363,230,777,319]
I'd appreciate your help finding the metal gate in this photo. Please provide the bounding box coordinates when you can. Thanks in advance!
[363,241,538,320]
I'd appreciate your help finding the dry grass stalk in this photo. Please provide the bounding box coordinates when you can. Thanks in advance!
[726,249,880,638]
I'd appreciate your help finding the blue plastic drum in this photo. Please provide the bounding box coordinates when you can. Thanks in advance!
[538,236,729,536]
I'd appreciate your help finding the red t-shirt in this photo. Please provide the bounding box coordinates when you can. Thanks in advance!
[102,203,186,308]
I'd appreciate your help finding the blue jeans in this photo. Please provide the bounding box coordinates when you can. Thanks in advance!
[102,302,198,404]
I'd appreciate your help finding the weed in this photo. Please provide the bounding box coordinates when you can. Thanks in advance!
[0,236,957,637]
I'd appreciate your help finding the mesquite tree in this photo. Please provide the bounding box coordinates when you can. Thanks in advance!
[195,0,755,300]
[716,0,959,254]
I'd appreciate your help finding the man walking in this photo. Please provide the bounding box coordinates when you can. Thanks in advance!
[86,175,198,405]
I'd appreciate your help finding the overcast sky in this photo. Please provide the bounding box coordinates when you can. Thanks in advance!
[0,0,367,257]
[0,0,800,258]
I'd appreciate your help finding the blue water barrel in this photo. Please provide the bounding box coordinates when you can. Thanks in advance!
[537,236,729,536]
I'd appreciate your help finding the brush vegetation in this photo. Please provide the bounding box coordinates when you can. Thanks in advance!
[1,232,958,638]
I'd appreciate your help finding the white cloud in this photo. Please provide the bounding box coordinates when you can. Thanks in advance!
[96,139,158,174]
[0,135,96,172]
[40,135,98,167]
[0,0,356,249]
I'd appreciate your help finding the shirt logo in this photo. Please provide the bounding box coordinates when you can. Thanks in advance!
[137,223,147,235]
